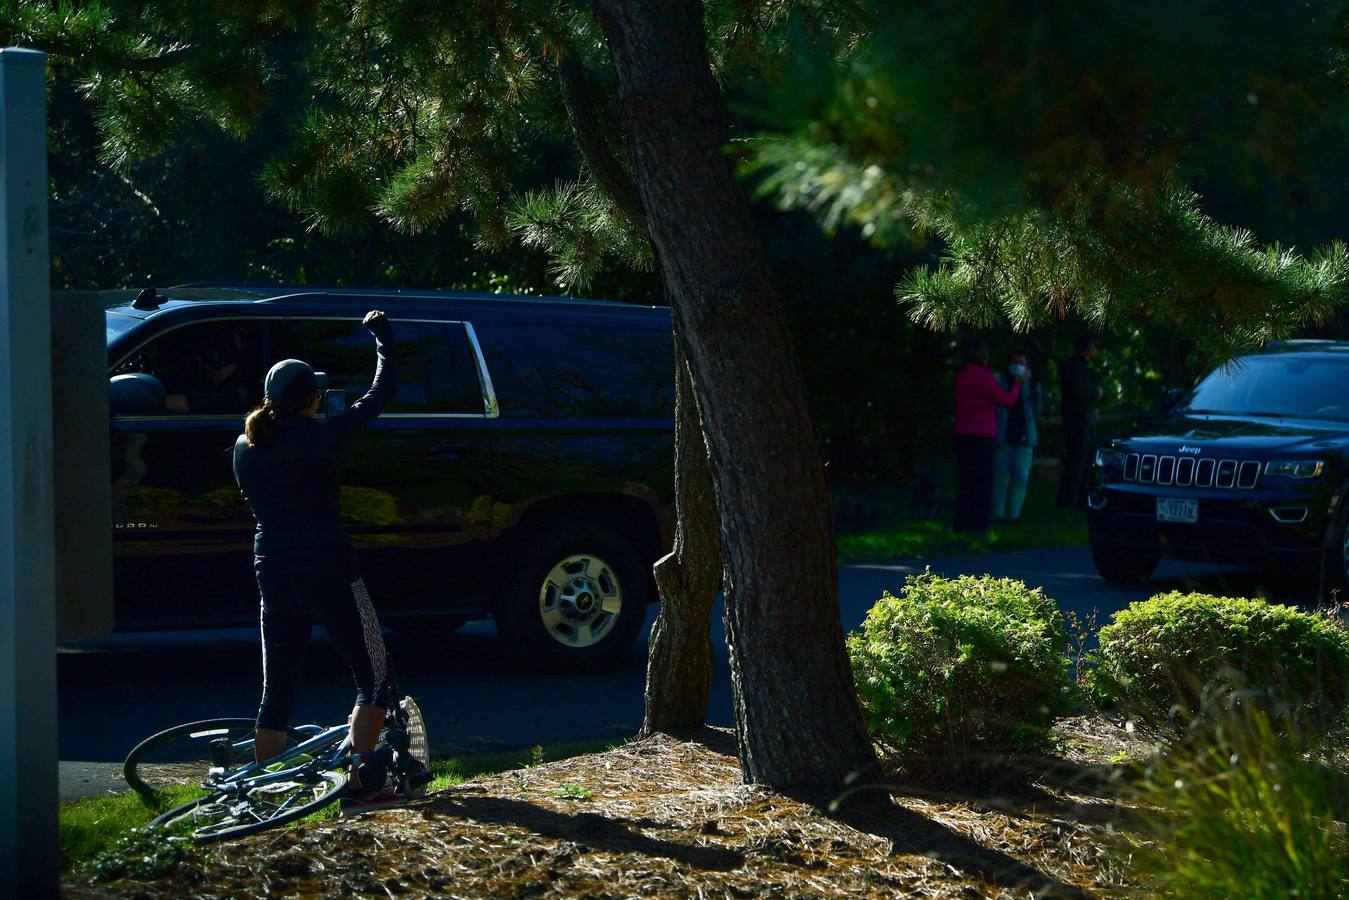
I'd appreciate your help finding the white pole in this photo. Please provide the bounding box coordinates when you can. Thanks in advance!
[0,47,56,898]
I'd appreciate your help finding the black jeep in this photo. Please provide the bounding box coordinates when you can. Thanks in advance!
[1088,341,1349,593]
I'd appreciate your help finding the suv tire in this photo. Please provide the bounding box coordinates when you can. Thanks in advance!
[1091,539,1160,584]
[495,520,649,671]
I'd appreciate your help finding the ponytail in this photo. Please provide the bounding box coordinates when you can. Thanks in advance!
[245,387,319,448]
[244,399,282,449]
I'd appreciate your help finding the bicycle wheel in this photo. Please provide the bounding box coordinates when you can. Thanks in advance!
[124,718,309,798]
[149,768,348,843]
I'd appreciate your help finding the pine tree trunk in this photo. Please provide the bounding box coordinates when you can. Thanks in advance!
[641,340,720,736]
[592,0,878,790]
[555,56,722,735]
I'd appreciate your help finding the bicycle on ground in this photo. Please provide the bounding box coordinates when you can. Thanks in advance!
[123,693,432,842]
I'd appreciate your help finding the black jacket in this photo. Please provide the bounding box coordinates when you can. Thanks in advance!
[233,329,394,573]
[1059,354,1098,426]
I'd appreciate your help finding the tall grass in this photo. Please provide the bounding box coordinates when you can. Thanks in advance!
[1127,704,1349,898]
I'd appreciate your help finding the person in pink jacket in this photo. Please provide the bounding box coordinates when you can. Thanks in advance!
[952,340,1027,533]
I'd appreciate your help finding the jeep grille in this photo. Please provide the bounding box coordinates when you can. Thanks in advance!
[1123,453,1259,489]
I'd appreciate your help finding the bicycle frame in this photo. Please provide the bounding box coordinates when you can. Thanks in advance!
[208,724,351,791]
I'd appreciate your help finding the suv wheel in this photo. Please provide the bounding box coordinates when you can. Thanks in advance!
[1091,538,1160,584]
[496,521,649,671]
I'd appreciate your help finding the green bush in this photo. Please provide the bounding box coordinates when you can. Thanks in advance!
[846,573,1074,764]
[1086,592,1349,736]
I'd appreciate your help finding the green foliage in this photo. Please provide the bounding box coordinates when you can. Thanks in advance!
[5,0,299,164]
[836,487,1086,563]
[86,827,192,883]
[745,1,1349,356]
[507,178,653,290]
[1126,703,1349,899]
[846,573,1074,764]
[549,782,593,800]
[7,0,652,288]
[898,182,1349,362]
[60,785,203,875]
[1086,592,1349,738]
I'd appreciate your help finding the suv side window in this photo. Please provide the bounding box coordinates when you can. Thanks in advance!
[511,323,674,418]
[275,319,486,415]
[111,320,264,416]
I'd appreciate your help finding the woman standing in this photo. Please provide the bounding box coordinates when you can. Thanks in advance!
[993,350,1041,522]
[952,340,1026,533]
[232,310,398,805]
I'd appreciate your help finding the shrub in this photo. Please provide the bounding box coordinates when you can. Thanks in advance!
[846,573,1074,764]
[1086,592,1349,737]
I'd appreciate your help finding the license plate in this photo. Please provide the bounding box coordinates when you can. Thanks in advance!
[1156,498,1198,523]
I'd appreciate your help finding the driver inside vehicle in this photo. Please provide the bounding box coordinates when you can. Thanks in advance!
[162,327,260,414]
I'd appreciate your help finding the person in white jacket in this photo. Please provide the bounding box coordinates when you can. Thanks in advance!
[993,350,1041,522]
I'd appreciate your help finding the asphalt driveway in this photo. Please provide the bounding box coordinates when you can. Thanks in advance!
[58,545,1305,800]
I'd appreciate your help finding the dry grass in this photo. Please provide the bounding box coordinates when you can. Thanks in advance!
[64,722,1149,898]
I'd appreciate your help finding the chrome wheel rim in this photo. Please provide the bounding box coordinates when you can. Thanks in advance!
[537,554,622,648]
[159,771,343,840]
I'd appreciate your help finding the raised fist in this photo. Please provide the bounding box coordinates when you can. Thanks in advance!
[363,310,392,338]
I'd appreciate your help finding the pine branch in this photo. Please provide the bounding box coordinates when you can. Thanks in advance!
[557,52,647,233]
[31,38,199,72]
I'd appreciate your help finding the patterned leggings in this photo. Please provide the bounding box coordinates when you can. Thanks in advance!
[254,568,390,732]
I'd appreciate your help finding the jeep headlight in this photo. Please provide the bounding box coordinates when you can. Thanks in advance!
[1262,459,1325,479]
[1094,448,1126,468]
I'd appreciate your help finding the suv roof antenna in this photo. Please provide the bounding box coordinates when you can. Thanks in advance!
[131,287,160,310]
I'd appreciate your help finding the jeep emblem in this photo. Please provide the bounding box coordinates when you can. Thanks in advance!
[1178,445,1202,454]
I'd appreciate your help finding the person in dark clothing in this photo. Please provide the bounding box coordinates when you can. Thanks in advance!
[1057,334,1103,510]
[233,309,395,795]
[165,327,258,414]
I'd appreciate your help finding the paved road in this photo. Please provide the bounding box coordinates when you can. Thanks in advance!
[58,545,1305,800]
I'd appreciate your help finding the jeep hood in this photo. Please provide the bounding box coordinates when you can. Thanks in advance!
[1119,414,1349,454]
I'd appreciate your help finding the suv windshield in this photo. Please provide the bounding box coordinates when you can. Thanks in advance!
[1181,354,1349,421]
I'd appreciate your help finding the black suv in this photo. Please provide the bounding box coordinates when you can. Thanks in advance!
[104,285,674,668]
[1088,341,1349,592]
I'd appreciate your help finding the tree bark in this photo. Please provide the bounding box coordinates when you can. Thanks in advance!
[555,52,723,735]
[556,54,647,230]
[641,343,720,735]
[592,0,878,790]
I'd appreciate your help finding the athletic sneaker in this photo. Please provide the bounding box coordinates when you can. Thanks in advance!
[339,787,408,817]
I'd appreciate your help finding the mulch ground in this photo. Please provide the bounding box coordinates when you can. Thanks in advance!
[64,722,1145,898]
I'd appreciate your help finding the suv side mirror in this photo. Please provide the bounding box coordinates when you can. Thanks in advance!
[1162,387,1184,412]
[109,373,166,415]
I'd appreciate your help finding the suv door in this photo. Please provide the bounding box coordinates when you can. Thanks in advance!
[269,316,499,620]
[109,316,268,628]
